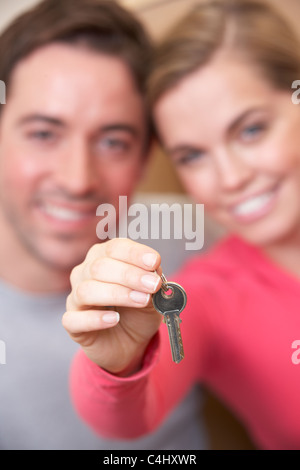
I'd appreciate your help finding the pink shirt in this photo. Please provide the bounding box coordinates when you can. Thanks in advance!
[70,236,300,449]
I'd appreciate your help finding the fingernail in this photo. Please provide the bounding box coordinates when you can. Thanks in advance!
[141,274,160,291]
[129,291,150,304]
[102,312,120,324]
[142,253,157,268]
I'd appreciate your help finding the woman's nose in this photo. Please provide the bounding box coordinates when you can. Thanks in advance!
[215,147,254,191]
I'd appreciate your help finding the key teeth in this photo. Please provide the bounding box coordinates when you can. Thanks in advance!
[174,356,184,364]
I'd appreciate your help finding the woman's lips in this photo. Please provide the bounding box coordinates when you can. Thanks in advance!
[230,185,279,223]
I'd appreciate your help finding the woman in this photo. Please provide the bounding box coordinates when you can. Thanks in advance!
[62,0,300,449]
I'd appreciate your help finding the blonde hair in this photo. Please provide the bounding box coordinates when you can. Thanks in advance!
[148,0,300,106]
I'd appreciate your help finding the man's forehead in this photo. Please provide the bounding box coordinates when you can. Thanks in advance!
[5,42,145,128]
[9,42,137,98]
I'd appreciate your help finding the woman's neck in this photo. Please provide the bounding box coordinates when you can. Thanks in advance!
[262,232,300,280]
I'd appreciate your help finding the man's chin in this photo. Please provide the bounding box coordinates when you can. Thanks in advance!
[26,238,100,273]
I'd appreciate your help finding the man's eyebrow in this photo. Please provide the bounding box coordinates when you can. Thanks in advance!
[16,117,139,137]
[17,114,65,127]
[100,124,138,136]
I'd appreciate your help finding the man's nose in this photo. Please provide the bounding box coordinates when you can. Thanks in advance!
[215,147,253,191]
[55,140,99,195]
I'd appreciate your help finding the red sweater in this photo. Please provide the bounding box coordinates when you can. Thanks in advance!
[70,236,300,449]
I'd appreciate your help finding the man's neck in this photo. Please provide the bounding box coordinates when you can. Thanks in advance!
[0,253,71,294]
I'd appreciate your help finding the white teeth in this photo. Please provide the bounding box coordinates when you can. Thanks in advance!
[43,204,89,221]
[233,191,274,216]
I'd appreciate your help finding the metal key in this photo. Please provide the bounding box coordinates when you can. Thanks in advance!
[152,274,187,364]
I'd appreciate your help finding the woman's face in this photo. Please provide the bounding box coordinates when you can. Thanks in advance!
[154,53,300,247]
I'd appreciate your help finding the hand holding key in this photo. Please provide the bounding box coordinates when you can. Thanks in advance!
[62,238,163,376]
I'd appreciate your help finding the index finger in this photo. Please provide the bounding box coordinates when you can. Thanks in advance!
[86,238,161,272]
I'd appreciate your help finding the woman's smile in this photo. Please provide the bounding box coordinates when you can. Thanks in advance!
[155,53,300,247]
[229,183,280,223]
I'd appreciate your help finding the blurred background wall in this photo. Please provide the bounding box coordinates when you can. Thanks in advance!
[0,0,300,450]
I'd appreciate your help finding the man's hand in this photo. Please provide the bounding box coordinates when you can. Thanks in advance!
[62,238,163,376]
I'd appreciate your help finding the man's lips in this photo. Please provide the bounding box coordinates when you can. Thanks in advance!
[37,201,98,223]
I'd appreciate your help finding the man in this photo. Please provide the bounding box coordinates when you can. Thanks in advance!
[0,0,205,450]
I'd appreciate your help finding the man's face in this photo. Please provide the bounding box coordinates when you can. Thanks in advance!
[0,44,147,271]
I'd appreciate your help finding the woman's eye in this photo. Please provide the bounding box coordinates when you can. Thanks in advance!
[176,150,205,166]
[240,123,266,141]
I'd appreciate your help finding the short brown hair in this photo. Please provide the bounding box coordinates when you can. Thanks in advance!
[148,0,300,107]
[0,0,152,97]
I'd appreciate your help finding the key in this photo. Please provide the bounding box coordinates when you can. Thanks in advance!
[152,275,187,364]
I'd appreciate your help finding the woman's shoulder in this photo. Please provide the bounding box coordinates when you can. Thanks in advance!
[176,235,248,280]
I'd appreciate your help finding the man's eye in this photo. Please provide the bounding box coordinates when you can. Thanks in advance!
[28,130,55,141]
[98,137,129,153]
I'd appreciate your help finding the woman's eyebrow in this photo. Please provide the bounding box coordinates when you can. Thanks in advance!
[165,143,204,157]
[164,107,267,155]
[227,107,266,134]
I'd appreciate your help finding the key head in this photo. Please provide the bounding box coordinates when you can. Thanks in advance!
[152,282,187,316]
